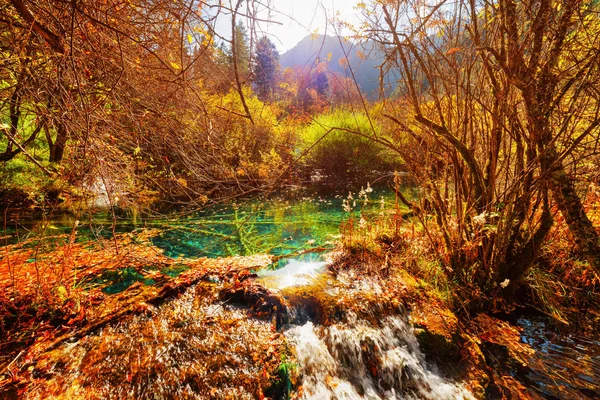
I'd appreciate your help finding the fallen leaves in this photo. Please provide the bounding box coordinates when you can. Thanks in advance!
[472,314,534,366]
[1,229,277,397]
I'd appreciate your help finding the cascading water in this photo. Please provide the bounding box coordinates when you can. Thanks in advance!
[258,258,475,400]
[257,258,327,289]
[286,314,473,400]
[22,256,475,399]
[25,284,279,399]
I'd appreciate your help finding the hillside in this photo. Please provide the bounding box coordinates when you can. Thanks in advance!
[280,34,394,98]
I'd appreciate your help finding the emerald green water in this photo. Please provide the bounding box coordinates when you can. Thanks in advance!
[3,188,405,260]
[150,196,344,259]
[3,188,410,294]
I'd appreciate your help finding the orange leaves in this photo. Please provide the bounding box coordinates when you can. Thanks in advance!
[472,314,534,365]
[0,229,284,397]
[66,306,86,326]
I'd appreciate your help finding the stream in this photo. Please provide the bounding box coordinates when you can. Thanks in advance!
[20,254,600,399]
[23,261,475,400]
[3,190,366,258]
[4,189,600,399]
[260,264,474,399]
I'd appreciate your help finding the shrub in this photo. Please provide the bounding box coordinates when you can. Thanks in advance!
[298,109,402,182]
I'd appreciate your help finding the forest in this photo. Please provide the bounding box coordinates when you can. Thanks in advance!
[1,0,600,398]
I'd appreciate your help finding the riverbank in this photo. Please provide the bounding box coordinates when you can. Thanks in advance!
[0,231,281,398]
[0,231,472,398]
[2,229,599,399]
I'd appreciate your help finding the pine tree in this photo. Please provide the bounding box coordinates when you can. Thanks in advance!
[231,22,250,81]
[252,36,279,101]
[312,70,328,97]
[218,22,251,83]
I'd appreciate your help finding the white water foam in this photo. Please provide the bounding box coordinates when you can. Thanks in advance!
[257,259,327,289]
[286,315,474,400]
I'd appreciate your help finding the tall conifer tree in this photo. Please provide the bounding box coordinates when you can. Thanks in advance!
[252,36,279,101]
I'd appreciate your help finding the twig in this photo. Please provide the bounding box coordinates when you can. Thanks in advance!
[1,350,24,377]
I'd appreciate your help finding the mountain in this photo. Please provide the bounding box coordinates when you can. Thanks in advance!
[279,35,395,98]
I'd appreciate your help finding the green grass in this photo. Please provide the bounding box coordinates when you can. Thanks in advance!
[298,108,402,179]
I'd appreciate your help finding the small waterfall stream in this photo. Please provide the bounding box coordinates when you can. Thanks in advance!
[286,316,473,399]
[23,257,475,399]
[19,255,600,399]
[258,258,474,399]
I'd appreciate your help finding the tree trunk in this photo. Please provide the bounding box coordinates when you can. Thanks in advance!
[501,190,553,293]
[49,122,67,163]
[548,152,600,276]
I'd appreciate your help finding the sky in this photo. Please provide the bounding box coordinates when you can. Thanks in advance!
[213,0,363,53]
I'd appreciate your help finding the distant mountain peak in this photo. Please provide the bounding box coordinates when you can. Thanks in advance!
[280,34,394,98]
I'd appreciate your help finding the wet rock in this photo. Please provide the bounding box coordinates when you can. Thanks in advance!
[219,281,288,329]
[360,336,383,381]
[408,294,488,397]
[410,301,461,363]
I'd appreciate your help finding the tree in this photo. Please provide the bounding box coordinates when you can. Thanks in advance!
[226,22,251,82]
[360,0,600,298]
[253,36,279,101]
[312,70,329,97]
[1,0,283,206]
[286,61,331,115]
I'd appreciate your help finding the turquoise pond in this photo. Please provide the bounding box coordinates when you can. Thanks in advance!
[4,187,410,260]
[3,187,413,294]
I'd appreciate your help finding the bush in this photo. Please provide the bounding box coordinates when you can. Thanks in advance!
[298,109,402,182]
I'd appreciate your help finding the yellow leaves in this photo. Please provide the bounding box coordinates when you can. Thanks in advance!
[356,50,365,61]
[325,375,339,388]
[279,81,297,96]
[187,33,193,44]
[202,33,213,47]
[257,166,269,179]
[553,2,562,12]
[176,177,188,188]
[584,13,596,23]
[55,285,69,302]
[196,194,209,204]
[170,61,181,70]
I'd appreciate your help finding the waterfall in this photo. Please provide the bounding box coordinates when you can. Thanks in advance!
[285,314,473,399]
[23,257,475,400]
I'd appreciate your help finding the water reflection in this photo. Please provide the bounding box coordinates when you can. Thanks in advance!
[517,317,600,399]
[2,188,406,260]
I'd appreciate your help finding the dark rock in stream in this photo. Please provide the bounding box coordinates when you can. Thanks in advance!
[219,281,289,329]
